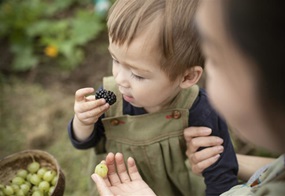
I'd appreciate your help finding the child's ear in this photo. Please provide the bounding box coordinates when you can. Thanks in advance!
[180,66,203,89]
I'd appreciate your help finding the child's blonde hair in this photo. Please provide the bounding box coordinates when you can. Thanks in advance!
[107,0,204,81]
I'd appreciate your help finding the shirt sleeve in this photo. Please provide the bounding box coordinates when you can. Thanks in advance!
[67,116,105,149]
[189,89,238,196]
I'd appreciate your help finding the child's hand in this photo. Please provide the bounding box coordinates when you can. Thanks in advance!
[74,87,110,126]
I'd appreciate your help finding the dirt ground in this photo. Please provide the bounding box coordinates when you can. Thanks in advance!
[0,31,112,195]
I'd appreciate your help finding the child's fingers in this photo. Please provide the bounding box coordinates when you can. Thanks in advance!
[86,102,109,118]
[85,95,96,101]
[75,88,94,102]
[75,99,107,113]
[76,102,109,120]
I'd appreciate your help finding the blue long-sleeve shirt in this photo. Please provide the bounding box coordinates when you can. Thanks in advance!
[68,88,238,195]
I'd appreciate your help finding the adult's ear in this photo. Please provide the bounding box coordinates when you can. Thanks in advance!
[180,66,203,89]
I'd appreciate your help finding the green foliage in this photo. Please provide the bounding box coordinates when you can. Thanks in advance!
[0,0,106,71]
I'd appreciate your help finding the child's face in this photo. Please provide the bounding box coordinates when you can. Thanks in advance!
[196,0,279,152]
[108,19,182,113]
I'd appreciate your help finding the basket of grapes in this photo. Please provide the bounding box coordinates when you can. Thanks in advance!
[0,149,65,196]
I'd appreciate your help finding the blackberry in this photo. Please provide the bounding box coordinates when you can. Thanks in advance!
[95,89,117,105]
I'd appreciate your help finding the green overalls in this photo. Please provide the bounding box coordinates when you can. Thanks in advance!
[90,76,205,196]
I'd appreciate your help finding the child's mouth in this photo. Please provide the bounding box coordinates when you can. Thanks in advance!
[123,94,134,103]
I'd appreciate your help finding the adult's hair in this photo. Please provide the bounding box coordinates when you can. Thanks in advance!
[222,0,285,149]
[107,0,204,81]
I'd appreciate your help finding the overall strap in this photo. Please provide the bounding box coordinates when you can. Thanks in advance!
[169,84,199,109]
[103,76,122,117]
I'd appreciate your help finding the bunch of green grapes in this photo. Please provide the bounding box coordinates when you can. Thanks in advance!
[0,161,58,196]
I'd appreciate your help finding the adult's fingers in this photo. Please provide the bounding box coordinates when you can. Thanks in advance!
[188,136,224,152]
[106,153,142,183]
[105,153,122,186]
[187,145,224,164]
[184,127,212,142]
[191,154,221,175]
[98,160,112,187]
[127,157,143,181]
[114,153,131,183]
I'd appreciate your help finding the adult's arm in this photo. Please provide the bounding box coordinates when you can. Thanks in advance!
[237,154,275,181]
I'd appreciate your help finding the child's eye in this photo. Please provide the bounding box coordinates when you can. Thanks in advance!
[131,73,144,80]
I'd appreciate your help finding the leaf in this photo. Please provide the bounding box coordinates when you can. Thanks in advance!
[11,45,39,71]
[58,46,84,69]
[58,41,75,57]
[70,10,104,45]
[27,20,69,38]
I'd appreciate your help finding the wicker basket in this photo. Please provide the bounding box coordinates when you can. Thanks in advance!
[0,149,65,196]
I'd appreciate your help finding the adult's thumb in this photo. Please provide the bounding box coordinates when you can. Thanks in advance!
[91,174,113,195]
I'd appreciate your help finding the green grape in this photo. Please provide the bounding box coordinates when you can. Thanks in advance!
[11,184,20,192]
[94,163,108,178]
[26,173,33,182]
[32,185,39,192]
[3,185,14,195]
[30,174,41,186]
[38,181,50,192]
[37,167,47,179]
[20,183,30,194]
[24,181,31,189]
[32,190,44,196]
[16,169,28,179]
[27,161,40,173]
[51,176,58,186]
[12,176,25,185]
[49,186,55,195]
[15,189,25,196]
[43,170,56,182]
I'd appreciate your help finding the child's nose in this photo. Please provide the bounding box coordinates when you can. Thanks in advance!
[114,67,129,88]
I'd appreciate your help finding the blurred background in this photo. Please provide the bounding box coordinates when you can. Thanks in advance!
[0,0,113,195]
[0,0,278,195]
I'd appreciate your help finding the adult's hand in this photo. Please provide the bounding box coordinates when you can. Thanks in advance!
[184,127,224,175]
[91,152,156,196]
